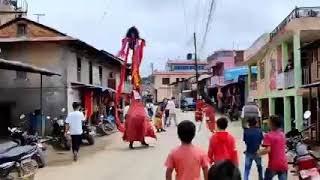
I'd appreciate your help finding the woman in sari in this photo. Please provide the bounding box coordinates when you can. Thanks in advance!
[153,106,166,132]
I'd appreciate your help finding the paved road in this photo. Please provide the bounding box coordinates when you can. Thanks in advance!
[36,111,296,180]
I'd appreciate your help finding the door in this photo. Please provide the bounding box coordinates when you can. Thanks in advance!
[0,105,11,137]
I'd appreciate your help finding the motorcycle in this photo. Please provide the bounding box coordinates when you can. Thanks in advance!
[287,111,320,179]
[95,115,114,136]
[0,145,38,179]
[7,114,48,168]
[288,143,320,179]
[82,121,95,145]
[7,127,48,168]
[48,109,72,151]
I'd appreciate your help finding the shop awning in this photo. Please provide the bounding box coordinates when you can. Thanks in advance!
[0,58,61,76]
[224,66,257,81]
[70,82,116,93]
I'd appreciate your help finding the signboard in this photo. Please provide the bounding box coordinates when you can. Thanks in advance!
[224,66,257,81]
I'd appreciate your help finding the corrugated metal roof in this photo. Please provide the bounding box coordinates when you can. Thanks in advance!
[0,58,61,76]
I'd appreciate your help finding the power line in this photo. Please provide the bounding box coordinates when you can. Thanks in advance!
[181,0,189,40]
[200,0,217,54]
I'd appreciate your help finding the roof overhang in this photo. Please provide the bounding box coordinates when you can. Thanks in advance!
[0,58,61,76]
[70,82,116,92]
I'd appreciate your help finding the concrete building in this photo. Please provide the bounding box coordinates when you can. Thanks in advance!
[244,7,320,138]
[207,50,243,87]
[0,0,27,25]
[152,59,208,102]
[0,17,123,135]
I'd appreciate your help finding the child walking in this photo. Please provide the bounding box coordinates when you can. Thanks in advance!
[258,115,288,180]
[165,120,209,180]
[153,106,166,132]
[208,117,238,166]
[243,117,264,180]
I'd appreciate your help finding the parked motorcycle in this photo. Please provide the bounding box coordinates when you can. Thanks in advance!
[0,145,38,179]
[7,127,48,168]
[288,143,320,179]
[7,114,48,168]
[82,121,95,145]
[95,115,115,136]
[286,111,320,179]
[47,108,71,151]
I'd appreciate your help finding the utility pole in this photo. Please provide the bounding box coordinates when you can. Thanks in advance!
[193,32,199,99]
[150,63,154,75]
[33,13,45,23]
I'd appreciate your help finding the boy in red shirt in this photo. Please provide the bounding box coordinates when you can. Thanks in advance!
[258,115,288,180]
[165,120,209,180]
[208,117,238,165]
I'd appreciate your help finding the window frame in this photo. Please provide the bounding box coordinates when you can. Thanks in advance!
[162,78,170,85]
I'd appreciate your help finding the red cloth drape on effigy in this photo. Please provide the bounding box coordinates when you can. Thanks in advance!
[123,99,156,142]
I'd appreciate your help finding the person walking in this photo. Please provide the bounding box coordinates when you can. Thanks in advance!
[243,117,264,180]
[65,102,86,161]
[203,98,216,132]
[160,98,168,127]
[258,115,288,180]
[241,97,261,129]
[165,120,209,180]
[165,97,177,127]
[146,100,154,119]
[106,101,116,126]
[208,117,238,166]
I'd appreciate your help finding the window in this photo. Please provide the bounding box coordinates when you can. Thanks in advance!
[76,57,81,82]
[17,24,27,37]
[16,71,27,80]
[89,61,93,84]
[162,78,170,85]
[176,78,179,82]
[99,66,103,85]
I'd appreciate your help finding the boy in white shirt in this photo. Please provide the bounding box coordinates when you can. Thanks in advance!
[65,102,86,161]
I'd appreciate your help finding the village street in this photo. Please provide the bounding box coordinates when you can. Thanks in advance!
[36,110,296,180]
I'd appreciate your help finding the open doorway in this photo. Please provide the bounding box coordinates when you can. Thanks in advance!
[275,98,284,129]
[0,104,11,137]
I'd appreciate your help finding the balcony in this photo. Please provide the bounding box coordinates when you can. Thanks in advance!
[271,7,320,39]
[284,70,295,89]
[303,62,320,85]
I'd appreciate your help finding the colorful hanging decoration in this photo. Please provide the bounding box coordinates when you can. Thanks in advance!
[114,27,155,141]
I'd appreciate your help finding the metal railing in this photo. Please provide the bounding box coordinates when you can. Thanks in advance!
[302,66,311,85]
[284,70,295,88]
[270,7,320,39]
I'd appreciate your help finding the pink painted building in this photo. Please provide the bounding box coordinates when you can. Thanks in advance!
[207,50,243,86]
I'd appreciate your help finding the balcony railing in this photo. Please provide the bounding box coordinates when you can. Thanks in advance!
[270,7,320,39]
[284,70,295,88]
[303,66,311,85]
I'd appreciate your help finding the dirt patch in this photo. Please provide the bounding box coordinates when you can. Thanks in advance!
[46,136,113,167]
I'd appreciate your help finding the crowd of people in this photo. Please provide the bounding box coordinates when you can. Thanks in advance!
[64,95,289,180]
[162,97,288,180]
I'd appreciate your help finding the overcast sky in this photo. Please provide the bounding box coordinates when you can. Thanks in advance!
[27,0,320,76]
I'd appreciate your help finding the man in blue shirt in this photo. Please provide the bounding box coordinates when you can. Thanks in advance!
[243,117,264,180]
